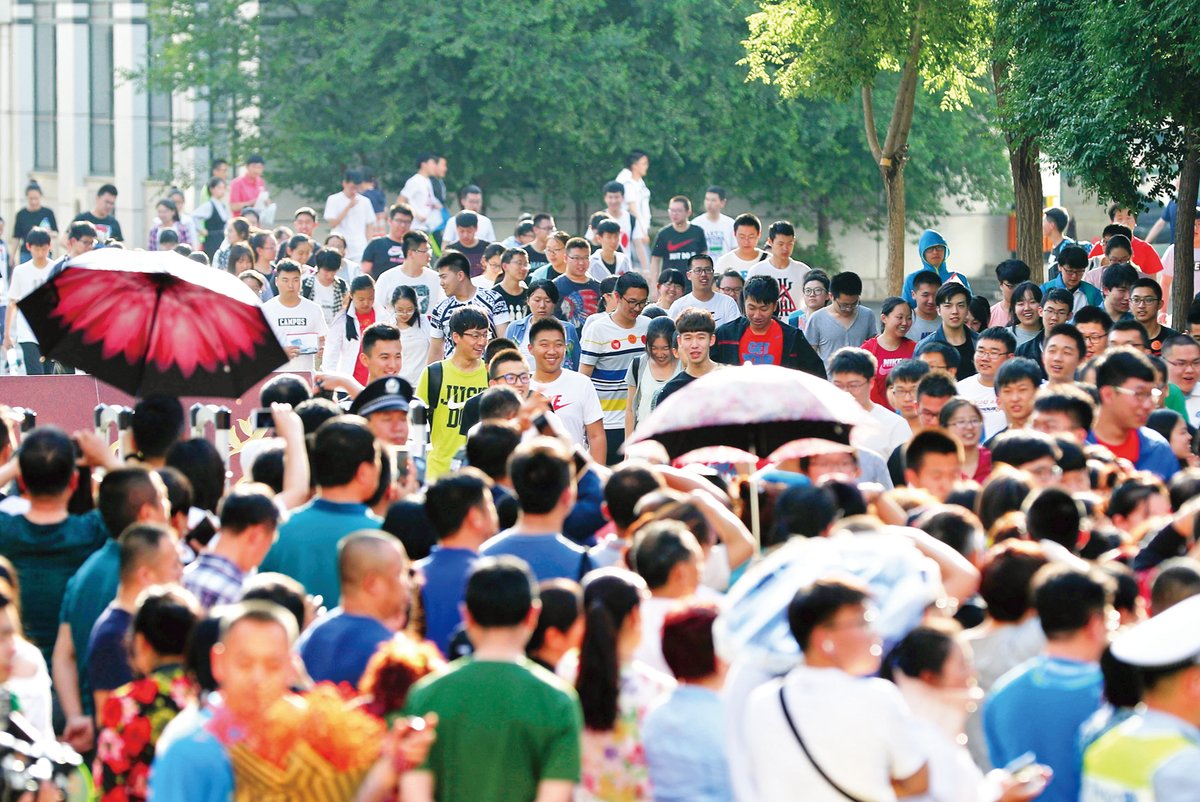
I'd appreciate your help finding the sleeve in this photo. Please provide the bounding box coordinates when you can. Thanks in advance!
[87,631,132,693]
[538,693,584,783]
[876,681,929,780]
[804,315,822,348]
[486,290,511,327]
[6,268,24,304]
[565,324,581,371]
[360,239,378,268]
[12,213,28,239]
[429,301,448,340]
[578,318,602,367]
[325,315,346,371]
[582,381,603,425]
[322,194,339,222]
[651,230,667,258]
[111,219,124,241]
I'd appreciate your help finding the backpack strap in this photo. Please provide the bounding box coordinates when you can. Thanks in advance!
[427,362,444,414]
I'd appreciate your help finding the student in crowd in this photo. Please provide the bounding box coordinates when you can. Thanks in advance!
[862,297,916,410]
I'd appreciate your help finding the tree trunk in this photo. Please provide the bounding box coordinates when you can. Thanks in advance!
[882,163,907,296]
[816,206,832,249]
[1009,137,1044,281]
[1171,137,1199,328]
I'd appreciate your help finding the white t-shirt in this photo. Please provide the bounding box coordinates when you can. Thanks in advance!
[588,250,633,282]
[6,261,55,343]
[262,296,328,372]
[955,375,1004,439]
[587,209,635,252]
[322,191,375,262]
[852,403,913,457]
[692,213,736,258]
[615,168,651,239]
[399,324,432,389]
[443,213,496,245]
[374,267,445,322]
[400,173,439,231]
[530,369,603,449]
[668,291,741,327]
[309,279,339,325]
[715,249,766,278]
[748,259,812,319]
[741,666,928,802]
[1161,243,1200,310]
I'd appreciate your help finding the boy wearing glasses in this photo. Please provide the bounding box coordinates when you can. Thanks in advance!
[668,254,740,326]
[374,230,443,321]
[1041,244,1101,314]
[803,271,878,364]
[1129,277,1179,356]
[529,317,605,462]
[553,237,602,330]
[956,327,1017,439]
[1087,347,1179,480]
[829,346,912,457]
[418,306,493,479]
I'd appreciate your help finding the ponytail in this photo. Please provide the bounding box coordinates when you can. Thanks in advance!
[575,568,646,732]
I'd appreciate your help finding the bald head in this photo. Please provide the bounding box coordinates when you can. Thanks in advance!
[338,530,407,591]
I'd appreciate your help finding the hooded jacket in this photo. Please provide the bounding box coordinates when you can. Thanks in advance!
[713,317,827,379]
[901,230,973,304]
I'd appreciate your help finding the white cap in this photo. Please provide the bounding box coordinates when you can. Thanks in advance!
[1110,594,1200,668]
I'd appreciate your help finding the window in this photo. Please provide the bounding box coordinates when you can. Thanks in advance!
[147,34,172,176]
[90,2,114,175]
[33,2,56,170]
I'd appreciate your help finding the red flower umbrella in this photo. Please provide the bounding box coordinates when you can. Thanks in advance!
[18,248,287,397]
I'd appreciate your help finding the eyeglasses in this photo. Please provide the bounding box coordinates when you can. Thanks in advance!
[1167,358,1200,370]
[976,348,1010,359]
[1130,296,1160,306]
[413,247,431,255]
[947,418,981,429]
[803,288,826,297]
[621,297,649,310]
[835,301,859,313]
[690,267,714,275]
[1060,267,1085,275]
[890,386,917,398]
[1113,386,1162,403]
[832,380,868,393]
[566,254,589,262]
[458,330,489,341]
[1083,333,1108,343]
[496,372,531,385]
[1028,464,1063,482]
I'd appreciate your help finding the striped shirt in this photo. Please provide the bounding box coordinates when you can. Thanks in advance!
[580,313,649,428]
[428,289,511,357]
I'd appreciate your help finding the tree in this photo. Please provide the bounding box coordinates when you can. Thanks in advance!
[1000,0,1200,325]
[742,0,994,293]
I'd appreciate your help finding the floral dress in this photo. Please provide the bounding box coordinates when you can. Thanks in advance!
[580,660,676,802]
[94,664,193,802]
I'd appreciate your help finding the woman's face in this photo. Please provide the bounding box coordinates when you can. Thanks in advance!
[25,189,41,210]
[291,242,313,265]
[352,289,375,315]
[394,297,417,326]
[649,336,673,366]
[803,280,829,313]
[257,236,277,263]
[929,641,974,690]
[529,289,555,319]
[157,203,173,224]
[241,275,263,294]
[1014,291,1041,327]
[234,253,253,273]
[965,308,984,333]
[211,181,227,200]
[225,221,242,241]
[325,236,346,256]
[883,304,912,338]
[1171,419,1193,459]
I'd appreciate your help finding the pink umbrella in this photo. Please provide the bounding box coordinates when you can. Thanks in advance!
[767,438,857,464]
[673,445,762,469]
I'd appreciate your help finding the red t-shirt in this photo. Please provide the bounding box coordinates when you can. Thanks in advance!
[1088,237,1164,274]
[739,321,785,366]
[1096,429,1141,465]
[862,337,916,410]
[351,310,377,385]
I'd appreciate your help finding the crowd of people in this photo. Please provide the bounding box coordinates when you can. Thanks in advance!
[0,151,1199,802]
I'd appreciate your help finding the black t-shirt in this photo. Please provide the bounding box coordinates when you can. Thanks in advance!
[651,224,708,271]
[361,236,406,278]
[1148,325,1181,357]
[952,339,977,379]
[523,243,550,272]
[653,371,698,408]
[72,212,123,242]
[446,239,490,277]
[493,284,529,321]
[13,208,58,259]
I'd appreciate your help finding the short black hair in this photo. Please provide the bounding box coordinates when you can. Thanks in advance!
[436,251,471,276]
[1102,262,1138,290]
[362,323,401,355]
[828,347,876,380]
[1034,565,1114,639]
[1024,488,1082,550]
[465,556,538,628]
[787,578,869,653]
[978,326,1017,354]
[529,316,566,344]
[478,386,522,422]
[979,540,1050,622]
[98,466,161,539]
[508,439,573,515]
[767,220,795,240]
[773,485,839,541]
[1034,385,1096,430]
[527,579,582,653]
[616,272,649,295]
[629,520,700,590]
[904,428,963,472]
[1043,206,1069,233]
[466,424,521,480]
[132,585,199,657]
[1058,244,1089,270]
[449,306,489,337]
[1073,305,1114,333]
[218,489,279,534]
[603,180,624,196]
[911,270,942,291]
[312,416,378,488]
[1095,347,1156,388]
[990,430,1061,470]
[68,221,97,242]
[1044,288,1074,309]
[1045,323,1086,360]
[829,272,862,298]
[118,523,173,580]
[424,469,492,538]
[1111,319,1150,349]
[260,374,312,407]
[995,357,1042,390]
[935,282,971,306]
[17,427,77,496]
[995,259,1032,285]
[743,275,779,306]
[132,394,185,459]
[887,358,931,387]
[603,464,663,530]
[658,269,686,289]
[915,368,958,400]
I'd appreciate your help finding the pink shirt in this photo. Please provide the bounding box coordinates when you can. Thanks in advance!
[229,174,263,209]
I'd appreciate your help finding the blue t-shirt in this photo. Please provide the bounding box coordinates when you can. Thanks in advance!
[983,655,1103,802]
[479,531,591,582]
[86,605,132,693]
[149,714,234,802]
[415,547,478,655]
[298,609,392,687]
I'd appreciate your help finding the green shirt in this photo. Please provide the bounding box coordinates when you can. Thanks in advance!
[416,359,488,480]
[404,657,583,802]
[59,538,120,715]
[0,510,107,664]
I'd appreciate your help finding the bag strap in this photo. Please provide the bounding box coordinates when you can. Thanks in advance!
[427,362,444,414]
[778,684,871,802]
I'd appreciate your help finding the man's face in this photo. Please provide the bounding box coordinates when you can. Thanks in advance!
[408,240,431,270]
[909,452,961,501]
[489,359,531,399]
[1077,323,1109,359]
[1112,208,1137,229]
[1042,300,1071,330]
[149,534,185,585]
[1130,288,1161,325]
[833,294,860,317]
[97,192,117,216]
[768,235,795,261]
[1104,378,1159,430]
[1165,344,1200,392]
[545,239,566,269]
[503,254,528,283]
[831,371,871,408]
[438,267,465,295]
[804,453,859,483]
[744,297,776,331]
[375,546,411,622]
[998,379,1038,426]
[247,162,265,178]
[658,281,683,307]
[598,231,620,252]
[362,337,403,381]
[604,191,624,213]
[689,259,715,292]
[461,192,483,213]
[68,235,96,257]
[734,225,760,252]
[457,226,478,248]
[451,327,489,361]
[293,214,316,236]
[1042,215,1055,237]
[1059,262,1085,289]
[1189,322,1200,342]
[531,331,567,375]
[924,245,946,268]
[668,201,688,226]
[388,212,413,240]
[719,275,743,305]
[803,280,829,313]
[342,180,359,198]
[1044,335,1082,383]
[1110,329,1146,352]
[368,410,409,447]
[213,162,230,180]
[275,271,301,300]
[1032,409,1082,441]
[917,394,951,429]
[27,243,51,263]
[617,288,649,321]
[529,288,555,319]
[704,192,724,216]
[918,352,950,375]
[0,607,16,685]
[939,293,967,328]
[677,330,714,366]
[436,157,448,177]
[565,247,590,280]
[974,338,1012,381]
[212,619,293,721]
[913,283,938,317]
[887,380,920,420]
[1105,284,1132,313]
[534,218,555,245]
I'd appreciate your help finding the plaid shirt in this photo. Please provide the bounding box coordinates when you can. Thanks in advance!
[302,274,349,316]
[183,553,246,611]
